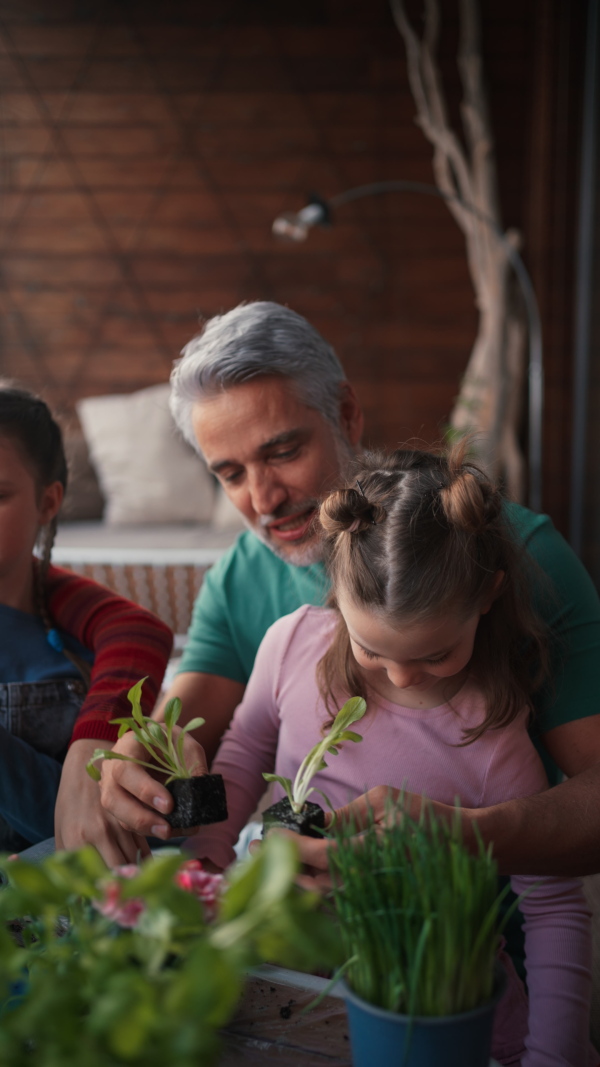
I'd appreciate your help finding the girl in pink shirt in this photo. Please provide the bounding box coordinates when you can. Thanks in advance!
[190,445,595,1067]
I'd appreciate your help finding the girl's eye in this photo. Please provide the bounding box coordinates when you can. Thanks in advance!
[424,651,452,665]
[359,646,379,661]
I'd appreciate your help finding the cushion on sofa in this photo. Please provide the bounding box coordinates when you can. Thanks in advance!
[77,384,216,526]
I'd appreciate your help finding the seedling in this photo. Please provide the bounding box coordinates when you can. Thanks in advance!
[262,696,366,837]
[86,677,228,828]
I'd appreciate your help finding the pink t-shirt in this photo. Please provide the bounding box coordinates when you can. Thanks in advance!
[189,605,594,1067]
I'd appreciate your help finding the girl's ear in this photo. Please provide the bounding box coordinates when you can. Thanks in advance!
[480,570,505,615]
[38,481,64,525]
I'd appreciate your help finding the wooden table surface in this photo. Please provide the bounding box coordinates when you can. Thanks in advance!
[219,966,502,1066]
[220,966,351,1066]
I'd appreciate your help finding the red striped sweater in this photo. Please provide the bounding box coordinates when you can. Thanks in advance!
[45,564,173,744]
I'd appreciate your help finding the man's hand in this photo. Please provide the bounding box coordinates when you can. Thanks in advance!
[55,738,150,866]
[98,727,209,840]
[255,786,459,890]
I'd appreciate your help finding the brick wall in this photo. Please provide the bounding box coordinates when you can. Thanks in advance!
[0,0,584,529]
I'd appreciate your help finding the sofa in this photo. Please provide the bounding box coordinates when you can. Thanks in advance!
[54,383,243,636]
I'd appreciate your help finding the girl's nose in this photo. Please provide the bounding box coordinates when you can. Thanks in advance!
[387,664,421,690]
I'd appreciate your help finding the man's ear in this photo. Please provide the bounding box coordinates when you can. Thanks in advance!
[38,481,64,525]
[339,382,364,446]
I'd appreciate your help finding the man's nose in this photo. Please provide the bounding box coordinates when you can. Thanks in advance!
[247,467,287,516]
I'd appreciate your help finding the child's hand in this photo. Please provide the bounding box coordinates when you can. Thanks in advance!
[255,786,459,891]
[98,725,209,841]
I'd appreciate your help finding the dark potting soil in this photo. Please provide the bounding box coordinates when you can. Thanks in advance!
[165,774,228,828]
[262,798,325,838]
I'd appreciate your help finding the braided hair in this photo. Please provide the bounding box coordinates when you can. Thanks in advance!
[0,382,90,686]
[317,442,549,742]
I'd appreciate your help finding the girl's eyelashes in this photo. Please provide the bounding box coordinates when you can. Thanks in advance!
[422,650,453,665]
[360,646,378,660]
[356,643,453,666]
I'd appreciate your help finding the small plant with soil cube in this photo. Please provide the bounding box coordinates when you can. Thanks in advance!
[261,696,366,837]
[86,677,228,829]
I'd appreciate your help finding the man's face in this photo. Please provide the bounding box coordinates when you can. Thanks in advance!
[192,376,362,566]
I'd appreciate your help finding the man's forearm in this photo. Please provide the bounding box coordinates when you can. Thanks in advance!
[468,766,600,877]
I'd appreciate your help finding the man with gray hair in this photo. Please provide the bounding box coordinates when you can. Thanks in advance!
[63,301,600,890]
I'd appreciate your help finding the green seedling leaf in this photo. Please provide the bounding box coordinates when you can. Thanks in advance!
[163,697,182,731]
[127,676,148,727]
[262,773,294,807]
[180,717,206,735]
[287,696,367,813]
[146,720,169,747]
[86,761,102,781]
[333,696,367,732]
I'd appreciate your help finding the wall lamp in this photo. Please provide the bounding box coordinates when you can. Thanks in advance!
[273,181,543,513]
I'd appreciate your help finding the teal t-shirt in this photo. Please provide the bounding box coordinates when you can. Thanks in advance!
[179,505,600,762]
[179,531,329,685]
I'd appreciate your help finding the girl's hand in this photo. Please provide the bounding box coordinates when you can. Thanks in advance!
[255,786,461,890]
[98,725,209,840]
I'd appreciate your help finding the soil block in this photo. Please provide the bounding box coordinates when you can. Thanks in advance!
[262,798,325,838]
[165,774,228,829]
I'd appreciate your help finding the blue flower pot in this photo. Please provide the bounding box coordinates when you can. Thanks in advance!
[342,964,506,1067]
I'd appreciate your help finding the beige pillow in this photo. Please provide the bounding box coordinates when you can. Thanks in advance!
[77,384,215,525]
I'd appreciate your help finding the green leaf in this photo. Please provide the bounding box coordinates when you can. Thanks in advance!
[146,721,169,749]
[310,787,334,812]
[176,731,187,771]
[338,730,363,743]
[262,773,294,807]
[180,716,206,735]
[127,676,148,727]
[164,697,182,731]
[331,696,367,734]
[86,761,101,781]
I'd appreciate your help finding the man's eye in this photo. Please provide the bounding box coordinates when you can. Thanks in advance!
[223,470,243,484]
[271,447,299,462]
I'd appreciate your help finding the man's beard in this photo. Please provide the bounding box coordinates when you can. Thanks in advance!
[251,503,324,567]
[245,433,357,567]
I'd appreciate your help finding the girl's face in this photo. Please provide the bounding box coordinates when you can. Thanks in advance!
[0,435,62,606]
[338,591,487,709]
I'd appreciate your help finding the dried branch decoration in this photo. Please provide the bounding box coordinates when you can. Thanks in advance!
[390,0,527,500]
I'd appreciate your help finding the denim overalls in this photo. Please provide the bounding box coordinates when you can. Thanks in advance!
[0,678,87,852]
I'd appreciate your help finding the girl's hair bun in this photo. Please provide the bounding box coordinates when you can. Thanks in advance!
[440,464,501,534]
[319,486,386,537]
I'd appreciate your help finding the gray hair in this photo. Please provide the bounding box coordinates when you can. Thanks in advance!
[169,301,346,449]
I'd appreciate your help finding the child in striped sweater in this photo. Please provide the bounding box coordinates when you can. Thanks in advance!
[0,383,172,854]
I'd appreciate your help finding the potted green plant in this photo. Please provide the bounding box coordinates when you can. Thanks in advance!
[261,696,366,837]
[86,678,228,828]
[328,802,510,1067]
[0,836,340,1066]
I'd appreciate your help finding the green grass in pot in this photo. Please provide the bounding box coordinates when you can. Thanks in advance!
[328,800,515,1018]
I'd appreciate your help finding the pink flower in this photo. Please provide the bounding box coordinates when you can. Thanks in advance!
[93,858,224,929]
[175,859,224,922]
[94,879,146,928]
